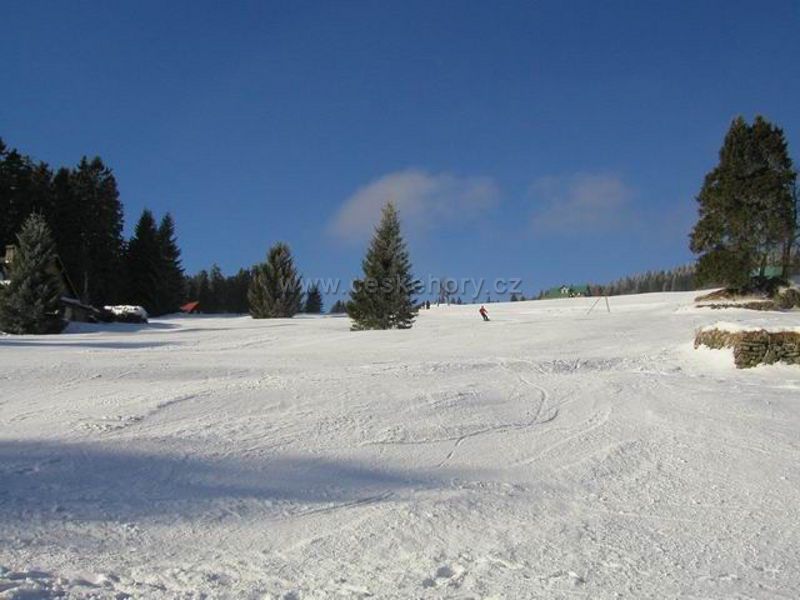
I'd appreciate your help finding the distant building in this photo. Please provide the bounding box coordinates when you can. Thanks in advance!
[180,301,201,314]
[752,265,800,282]
[540,284,591,299]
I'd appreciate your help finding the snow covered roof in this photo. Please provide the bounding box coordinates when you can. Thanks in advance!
[103,305,149,319]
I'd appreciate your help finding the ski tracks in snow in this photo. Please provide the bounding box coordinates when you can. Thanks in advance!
[436,359,558,468]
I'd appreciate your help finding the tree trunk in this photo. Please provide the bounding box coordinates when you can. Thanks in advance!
[781,238,792,280]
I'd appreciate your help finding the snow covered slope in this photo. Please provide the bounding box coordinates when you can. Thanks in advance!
[1,292,798,599]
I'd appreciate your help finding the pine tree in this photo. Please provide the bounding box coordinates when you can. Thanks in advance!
[248,242,303,318]
[156,213,185,314]
[791,183,799,273]
[304,283,323,313]
[0,214,64,334]
[71,157,125,304]
[184,275,198,305]
[196,270,211,312]
[0,142,44,251]
[230,269,252,313]
[347,203,419,330]
[50,167,83,291]
[690,116,796,288]
[1,144,130,306]
[125,209,161,315]
[208,264,226,313]
[329,299,347,314]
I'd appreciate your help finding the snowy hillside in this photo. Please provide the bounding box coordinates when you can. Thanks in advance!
[1,292,798,598]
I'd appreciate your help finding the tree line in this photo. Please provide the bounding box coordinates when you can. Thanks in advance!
[0,137,185,316]
[182,205,416,325]
[204,203,417,327]
[184,263,326,315]
[590,264,697,297]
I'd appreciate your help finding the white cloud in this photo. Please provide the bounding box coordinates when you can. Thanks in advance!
[329,169,499,241]
[530,173,635,234]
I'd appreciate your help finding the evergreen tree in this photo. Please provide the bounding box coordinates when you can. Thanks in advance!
[208,264,226,313]
[184,274,198,305]
[248,242,303,318]
[304,283,323,313]
[792,183,800,272]
[125,209,161,315]
[0,141,43,251]
[330,299,347,314]
[184,266,251,313]
[50,167,83,292]
[347,203,419,330]
[690,116,796,287]
[28,162,55,224]
[71,157,125,304]
[156,213,185,314]
[0,214,64,334]
[229,268,252,313]
[196,270,211,312]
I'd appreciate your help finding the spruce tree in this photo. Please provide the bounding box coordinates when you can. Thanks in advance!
[690,116,796,288]
[347,203,419,330]
[157,213,185,314]
[230,268,252,313]
[248,242,303,318]
[71,157,125,304]
[304,283,323,313]
[329,299,347,314]
[791,183,799,273]
[125,209,161,315]
[196,270,211,312]
[51,167,83,290]
[208,264,227,313]
[184,275,198,305]
[0,214,64,334]
[0,142,40,251]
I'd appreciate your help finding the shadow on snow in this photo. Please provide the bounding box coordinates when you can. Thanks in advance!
[0,339,176,350]
[0,440,454,524]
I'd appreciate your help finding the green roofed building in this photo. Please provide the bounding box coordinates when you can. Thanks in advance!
[750,266,800,285]
[752,266,788,279]
[540,284,591,299]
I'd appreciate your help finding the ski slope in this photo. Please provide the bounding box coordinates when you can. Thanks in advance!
[1,291,799,599]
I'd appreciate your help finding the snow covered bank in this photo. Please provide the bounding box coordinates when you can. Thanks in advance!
[700,321,800,334]
[1,291,799,598]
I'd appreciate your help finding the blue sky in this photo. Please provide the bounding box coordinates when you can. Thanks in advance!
[2,1,799,300]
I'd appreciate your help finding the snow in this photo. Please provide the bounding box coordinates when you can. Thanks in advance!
[700,321,800,334]
[102,305,149,320]
[1,291,799,598]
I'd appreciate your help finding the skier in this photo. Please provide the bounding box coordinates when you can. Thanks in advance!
[479,305,490,322]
